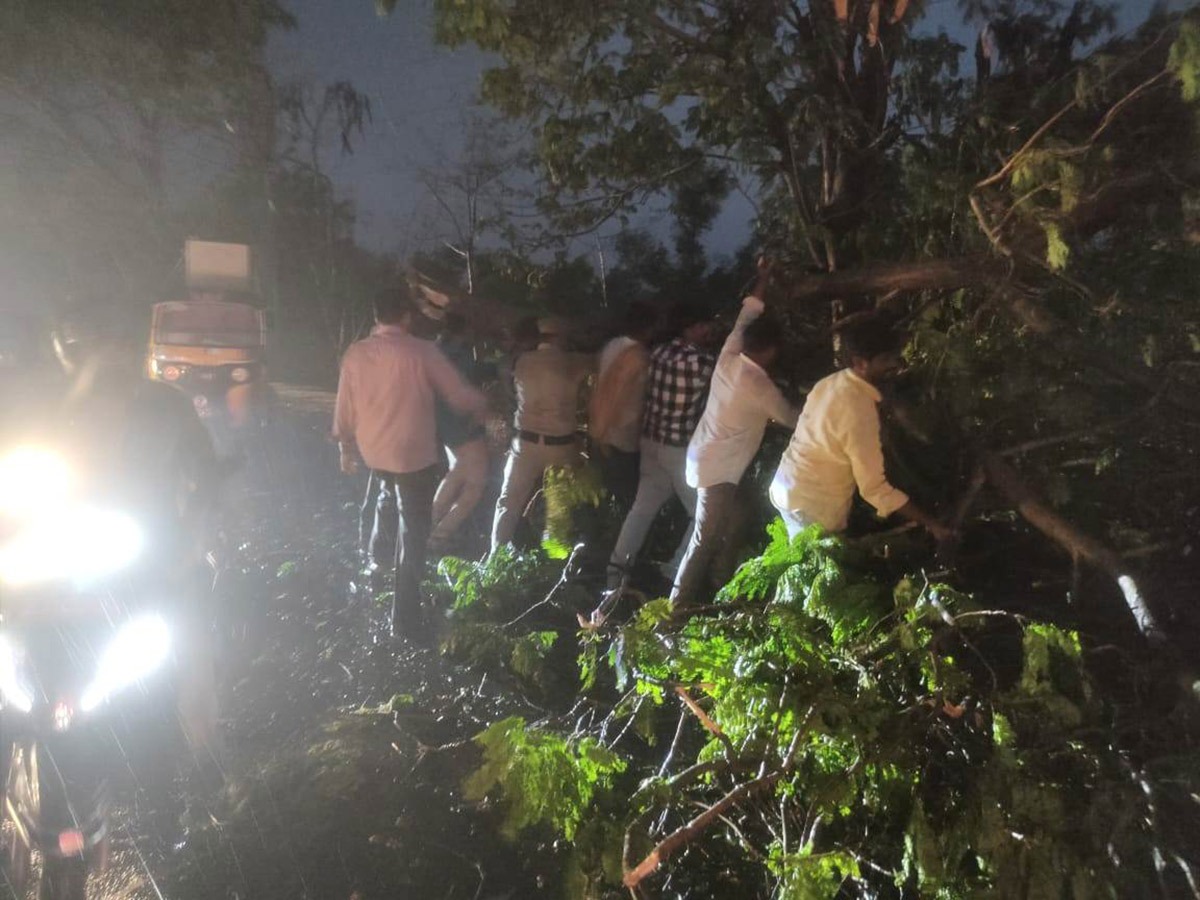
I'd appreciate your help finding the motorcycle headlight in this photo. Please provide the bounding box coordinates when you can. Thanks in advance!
[80,615,170,712]
[0,507,143,587]
[0,634,34,714]
[0,447,74,517]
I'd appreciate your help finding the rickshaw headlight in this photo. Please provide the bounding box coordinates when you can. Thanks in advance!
[230,366,251,383]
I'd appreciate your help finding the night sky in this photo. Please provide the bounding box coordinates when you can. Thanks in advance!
[268,0,1167,263]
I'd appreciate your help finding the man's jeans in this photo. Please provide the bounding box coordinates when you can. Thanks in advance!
[361,471,396,563]
[598,444,640,510]
[669,482,737,609]
[607,439,696,589]
[370,466,438,638]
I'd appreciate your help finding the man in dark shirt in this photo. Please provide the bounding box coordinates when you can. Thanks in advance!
[431,314,491,549]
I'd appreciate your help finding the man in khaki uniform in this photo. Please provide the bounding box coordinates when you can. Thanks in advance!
[490,317,594,551]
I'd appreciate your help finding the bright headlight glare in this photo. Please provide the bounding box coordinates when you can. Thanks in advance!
[0,634,33,714]
[0,508,143,587]
[80,615,170,712]
[0,447,73,517]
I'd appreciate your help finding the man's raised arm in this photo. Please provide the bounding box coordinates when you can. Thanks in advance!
[721,256,775,358]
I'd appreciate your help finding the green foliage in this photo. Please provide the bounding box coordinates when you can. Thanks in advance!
[434,547,575,695]
[510,630,559,681]
[437,545,557,614]
[542,463,604,558]
[423,4,1200,897]
[770,847,861,900]
[1043,221,1070,270]
[463,717,626,840]
[456,528,1198,898]
[719,520,842,604]
[1169,18,1200,101]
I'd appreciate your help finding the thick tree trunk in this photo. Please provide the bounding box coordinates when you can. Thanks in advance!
[788,255,1003,302]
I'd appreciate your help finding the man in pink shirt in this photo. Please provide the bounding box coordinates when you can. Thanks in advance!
[334,288,488,642]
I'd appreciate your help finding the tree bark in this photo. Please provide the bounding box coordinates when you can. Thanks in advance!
[980,451,1159,636]
[788,255,1004,302]
[623,768,786,889]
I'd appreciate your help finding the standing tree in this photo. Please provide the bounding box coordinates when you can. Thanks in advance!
[417,115,526,295]
[273,80,380,358]
[0,0,292,307]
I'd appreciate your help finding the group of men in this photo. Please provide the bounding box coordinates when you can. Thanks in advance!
[592,257,950,620]
[332,260,951,643]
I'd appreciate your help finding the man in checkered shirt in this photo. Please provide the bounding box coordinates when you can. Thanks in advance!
[604,303,717,591]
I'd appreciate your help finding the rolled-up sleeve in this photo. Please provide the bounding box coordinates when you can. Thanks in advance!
[844,400,909,518]
[332,350,357,443]
[427,345,488,418]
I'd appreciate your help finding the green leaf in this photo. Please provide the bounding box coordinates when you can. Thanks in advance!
[463,717,626,840]
[1169,19,1200,102]
[1044,222,1070,270]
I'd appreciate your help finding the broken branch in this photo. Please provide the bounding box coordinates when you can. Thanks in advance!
[980,451,1159,636]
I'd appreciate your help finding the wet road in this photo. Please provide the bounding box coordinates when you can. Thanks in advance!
[9,391,550,900]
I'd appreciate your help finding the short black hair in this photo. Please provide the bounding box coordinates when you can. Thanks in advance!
[510,315,540,346]
[835,314,904,362]
[618,301,656,335]
[373,287,415,325]
[742,316,782,356]
[668,301,714,336]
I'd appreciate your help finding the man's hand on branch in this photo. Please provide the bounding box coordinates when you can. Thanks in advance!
[753,254,776,296]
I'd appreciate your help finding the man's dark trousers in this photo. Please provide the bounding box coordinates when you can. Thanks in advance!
[372,466,438,640]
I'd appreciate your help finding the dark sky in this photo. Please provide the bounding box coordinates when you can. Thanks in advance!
[268,0,1166,264]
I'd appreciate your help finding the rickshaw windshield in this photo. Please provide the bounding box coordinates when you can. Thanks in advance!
[154,303,262,348]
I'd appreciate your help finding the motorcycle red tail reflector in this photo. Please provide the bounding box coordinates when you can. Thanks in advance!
[58,830,85,856]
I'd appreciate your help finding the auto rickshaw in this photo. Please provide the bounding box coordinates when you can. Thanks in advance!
[146,299,269,441]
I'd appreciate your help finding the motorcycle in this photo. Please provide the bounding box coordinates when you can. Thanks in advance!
[0,446,177,900]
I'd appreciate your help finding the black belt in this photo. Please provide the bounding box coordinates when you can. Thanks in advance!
[518,429,576,446]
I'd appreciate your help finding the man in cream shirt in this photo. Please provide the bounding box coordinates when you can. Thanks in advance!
[770,315,952,542]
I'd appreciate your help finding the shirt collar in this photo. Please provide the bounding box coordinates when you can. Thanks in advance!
[844,368,882,403]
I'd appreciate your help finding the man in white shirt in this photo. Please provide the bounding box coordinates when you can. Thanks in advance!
[670,259,799,609]
[770,315,952,543]
[491,317,595,551]
[334,289,489,642]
